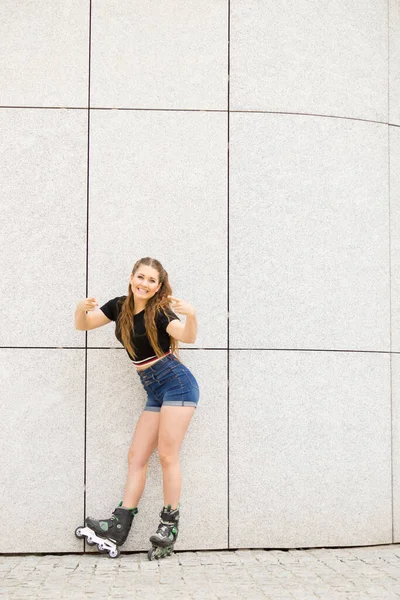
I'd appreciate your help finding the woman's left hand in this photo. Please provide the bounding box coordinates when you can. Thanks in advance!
[167,296,196,317]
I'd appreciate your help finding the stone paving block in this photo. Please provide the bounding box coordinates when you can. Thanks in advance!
[178,552,202,565]
[220,554,243,564]
[265,591,293,600]
[198,553,222,565]
[2,547,400,598]
[234,550,258,563]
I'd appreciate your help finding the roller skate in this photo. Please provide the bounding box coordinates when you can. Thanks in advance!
[75,501,138,558]
[147,504,179,561]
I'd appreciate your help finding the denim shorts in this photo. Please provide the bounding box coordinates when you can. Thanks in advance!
[137,354,200,412]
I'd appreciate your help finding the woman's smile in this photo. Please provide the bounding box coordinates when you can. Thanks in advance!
[130,265,162,302]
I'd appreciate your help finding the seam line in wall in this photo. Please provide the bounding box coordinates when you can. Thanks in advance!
[227,0,231,550]
[83,0,93,546]
[387,0,394,543]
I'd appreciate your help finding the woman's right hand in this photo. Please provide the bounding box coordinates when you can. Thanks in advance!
[78,297,99,312]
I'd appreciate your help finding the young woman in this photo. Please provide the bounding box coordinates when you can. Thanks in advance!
[74,257,199,559]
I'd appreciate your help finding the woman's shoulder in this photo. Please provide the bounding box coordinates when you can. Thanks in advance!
[107,295,127,308]
[103,294,127,301]
[100,295,127,318]
[115,295,127,313]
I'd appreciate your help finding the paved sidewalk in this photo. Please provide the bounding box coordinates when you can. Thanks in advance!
[1,545,400,599]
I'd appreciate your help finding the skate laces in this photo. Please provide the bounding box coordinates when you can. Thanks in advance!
[157,521,172,537]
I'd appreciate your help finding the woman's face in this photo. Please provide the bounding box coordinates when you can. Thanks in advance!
[130,264,161,302]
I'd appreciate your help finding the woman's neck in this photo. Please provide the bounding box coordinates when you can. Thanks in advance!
[133,301,147,315]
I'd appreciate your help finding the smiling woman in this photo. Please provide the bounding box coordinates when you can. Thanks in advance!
[73,257,199,561]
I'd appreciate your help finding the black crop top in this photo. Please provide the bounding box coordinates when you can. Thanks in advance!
[99,296,180,365]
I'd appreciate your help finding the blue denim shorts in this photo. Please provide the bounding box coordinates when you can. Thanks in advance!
[137,354,200,412]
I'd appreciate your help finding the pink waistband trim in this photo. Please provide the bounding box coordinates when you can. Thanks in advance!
[133,350,172,367]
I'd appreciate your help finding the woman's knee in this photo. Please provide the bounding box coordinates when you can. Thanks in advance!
[127,450,148,470]
[158,449,179,468]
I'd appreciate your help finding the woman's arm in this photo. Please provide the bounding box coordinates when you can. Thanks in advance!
[75,297,111,330]
[166,296,197,343]
[167,314,197,343]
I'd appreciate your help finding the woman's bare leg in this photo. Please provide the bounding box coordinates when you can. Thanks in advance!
[157,406,196,509]
[122,410,160,508]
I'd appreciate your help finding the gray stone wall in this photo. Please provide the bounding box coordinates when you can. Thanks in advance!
[0,0,399,553]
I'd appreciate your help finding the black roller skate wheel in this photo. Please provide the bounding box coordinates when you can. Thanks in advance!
[75,527,84,539]
[109,548,120,559]
[160,547,173,559]
[147,548,157,561]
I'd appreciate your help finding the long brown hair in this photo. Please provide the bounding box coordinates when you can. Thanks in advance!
[116,257,180,362]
